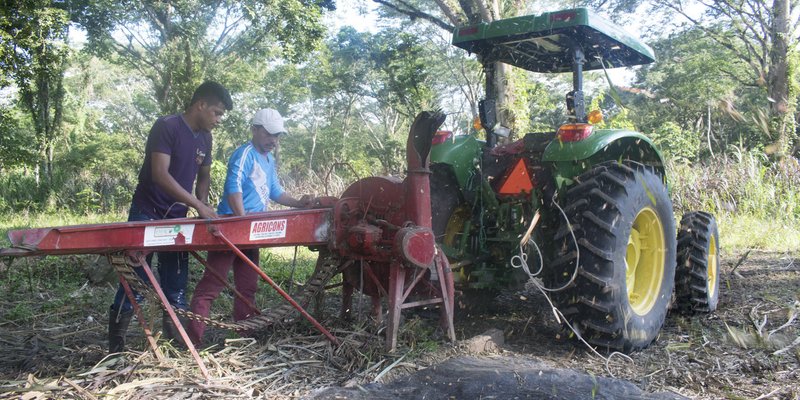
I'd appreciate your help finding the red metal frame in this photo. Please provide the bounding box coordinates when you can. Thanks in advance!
[118,274,164,362]
[133,253,211,380]
[212,230,340,346]
[0,111,456,370]
[3,208,331,257]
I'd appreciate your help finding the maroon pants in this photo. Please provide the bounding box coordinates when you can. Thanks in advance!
[188,248,260,345]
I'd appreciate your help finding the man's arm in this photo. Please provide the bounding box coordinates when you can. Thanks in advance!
[151,153,217,219]
[228,192,246,216]
[275,193,315,208]
[196,165,211,205]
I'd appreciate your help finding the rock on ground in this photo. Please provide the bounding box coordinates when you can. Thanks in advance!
[305,355,687,400]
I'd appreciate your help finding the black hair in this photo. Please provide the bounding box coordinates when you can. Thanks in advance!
[189,81,233,111]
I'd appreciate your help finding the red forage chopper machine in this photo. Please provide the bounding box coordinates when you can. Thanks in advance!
[0,112,455,379]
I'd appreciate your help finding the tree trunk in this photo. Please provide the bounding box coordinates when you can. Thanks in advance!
[46,143,54,183]
[767,0,793,154]
[706,104,714,158]
[377,0,521,132]
[494,62,515,134]
[309,119,318,171]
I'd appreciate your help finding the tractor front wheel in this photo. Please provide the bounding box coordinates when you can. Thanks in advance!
[675,211,720,313]
[548,161,676,352]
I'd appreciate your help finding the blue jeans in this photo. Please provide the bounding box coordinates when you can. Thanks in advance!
[111,203,189,313]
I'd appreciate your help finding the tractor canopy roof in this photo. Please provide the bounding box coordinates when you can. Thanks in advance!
[452,8,655,73]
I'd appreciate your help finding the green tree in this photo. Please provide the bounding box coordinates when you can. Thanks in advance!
[254,27,442,178]
[665,0,797,156]
[649,121,701,163]
[72,0,333,115]
[64,54,160,143]
[370,0,539,132]
[1,0,71,183]
[588,0,799,157]
[0,106,36,170]
[627,28,763,158]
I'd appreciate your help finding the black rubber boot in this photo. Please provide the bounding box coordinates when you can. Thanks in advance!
[108,307,133,354]
[162,312,189,349]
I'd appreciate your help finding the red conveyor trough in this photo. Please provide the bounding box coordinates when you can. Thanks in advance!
[3,208,332,256]
[0,111,457,380]
[0,208,337,380]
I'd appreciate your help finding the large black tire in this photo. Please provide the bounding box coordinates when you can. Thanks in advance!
[430,164,465,243]
[547,161,676,352]
[675,211,720,313]
[429,164,500,307]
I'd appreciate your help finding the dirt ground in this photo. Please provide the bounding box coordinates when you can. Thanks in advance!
[426,250,800,399]
[0,250,798,399]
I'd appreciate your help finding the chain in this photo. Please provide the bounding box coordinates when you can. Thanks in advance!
[109,250,342,332]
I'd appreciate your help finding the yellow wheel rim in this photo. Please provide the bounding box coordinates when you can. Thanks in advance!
[625,207,666,316]
[443,207,470,248]
[707,235,718,298]
[444,207,471,282]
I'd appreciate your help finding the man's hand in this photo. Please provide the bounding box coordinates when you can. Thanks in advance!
[196,203,218,219]
[277,193,316,208]
[297,194,316,208]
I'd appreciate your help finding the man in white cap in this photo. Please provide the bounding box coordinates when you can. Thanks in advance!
[187,108,314,345]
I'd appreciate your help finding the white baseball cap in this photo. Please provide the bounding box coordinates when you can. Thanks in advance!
[251,108,287,135]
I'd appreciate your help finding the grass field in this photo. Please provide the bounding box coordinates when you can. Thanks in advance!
[1,209,796,330]
[717,213,800,253]
[1,210,797,399]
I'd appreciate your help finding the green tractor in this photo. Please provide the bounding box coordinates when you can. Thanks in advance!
[431,8,720,351]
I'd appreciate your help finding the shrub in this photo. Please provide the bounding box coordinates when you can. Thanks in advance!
[668,152,800,220]
[651,121,701,163]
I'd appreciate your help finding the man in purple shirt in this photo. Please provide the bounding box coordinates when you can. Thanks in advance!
[108,81,233,353]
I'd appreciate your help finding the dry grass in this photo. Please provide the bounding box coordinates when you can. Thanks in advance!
[479,250,800,400]
[1,252,797,400]
[0,314,418,399]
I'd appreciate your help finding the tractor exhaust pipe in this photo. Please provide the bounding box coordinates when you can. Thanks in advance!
[405,111,446,228]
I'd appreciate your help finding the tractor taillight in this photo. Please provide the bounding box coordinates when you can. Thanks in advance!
[550,11,577,22]
[458,26,479,36]
[557,124,594,142]
[432,130,452,145]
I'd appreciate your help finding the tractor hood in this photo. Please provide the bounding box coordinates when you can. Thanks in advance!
[452,8,655,73]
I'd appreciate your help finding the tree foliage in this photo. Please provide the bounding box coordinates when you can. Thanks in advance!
[369,0,540,131]
[0,0,71,181]
[0,107,36,169]
[270,26,441,178]
[586,0,799,156]
[625,27,769,158]
[72,0,333,114]
[1,1,798,216]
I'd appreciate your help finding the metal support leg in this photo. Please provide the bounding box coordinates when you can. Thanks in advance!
[386,261,406,351]
[118,276,164,361]
[435,253,456,342]
[189,251,261,316]
[213,231,340,346]
[134,254,210,380]
[341,281,354,320]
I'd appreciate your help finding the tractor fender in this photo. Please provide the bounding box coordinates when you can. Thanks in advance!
[542,129,666,177]
[430,134,484,188]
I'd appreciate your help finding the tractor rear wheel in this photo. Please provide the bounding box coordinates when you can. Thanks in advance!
[431,164,465,244]
[547,161,676,352]
[430,165,502,309]
[675,211,720,313]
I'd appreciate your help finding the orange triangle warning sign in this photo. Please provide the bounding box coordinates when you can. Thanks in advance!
[498,159,534,195]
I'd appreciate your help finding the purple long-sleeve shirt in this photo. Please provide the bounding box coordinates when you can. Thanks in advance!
[131,114,212,219]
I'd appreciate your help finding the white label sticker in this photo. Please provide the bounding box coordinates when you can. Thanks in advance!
[143,224,195,247]
[249,219,287,241]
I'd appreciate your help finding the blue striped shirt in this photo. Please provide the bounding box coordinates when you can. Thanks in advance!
[217,143,285,215]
